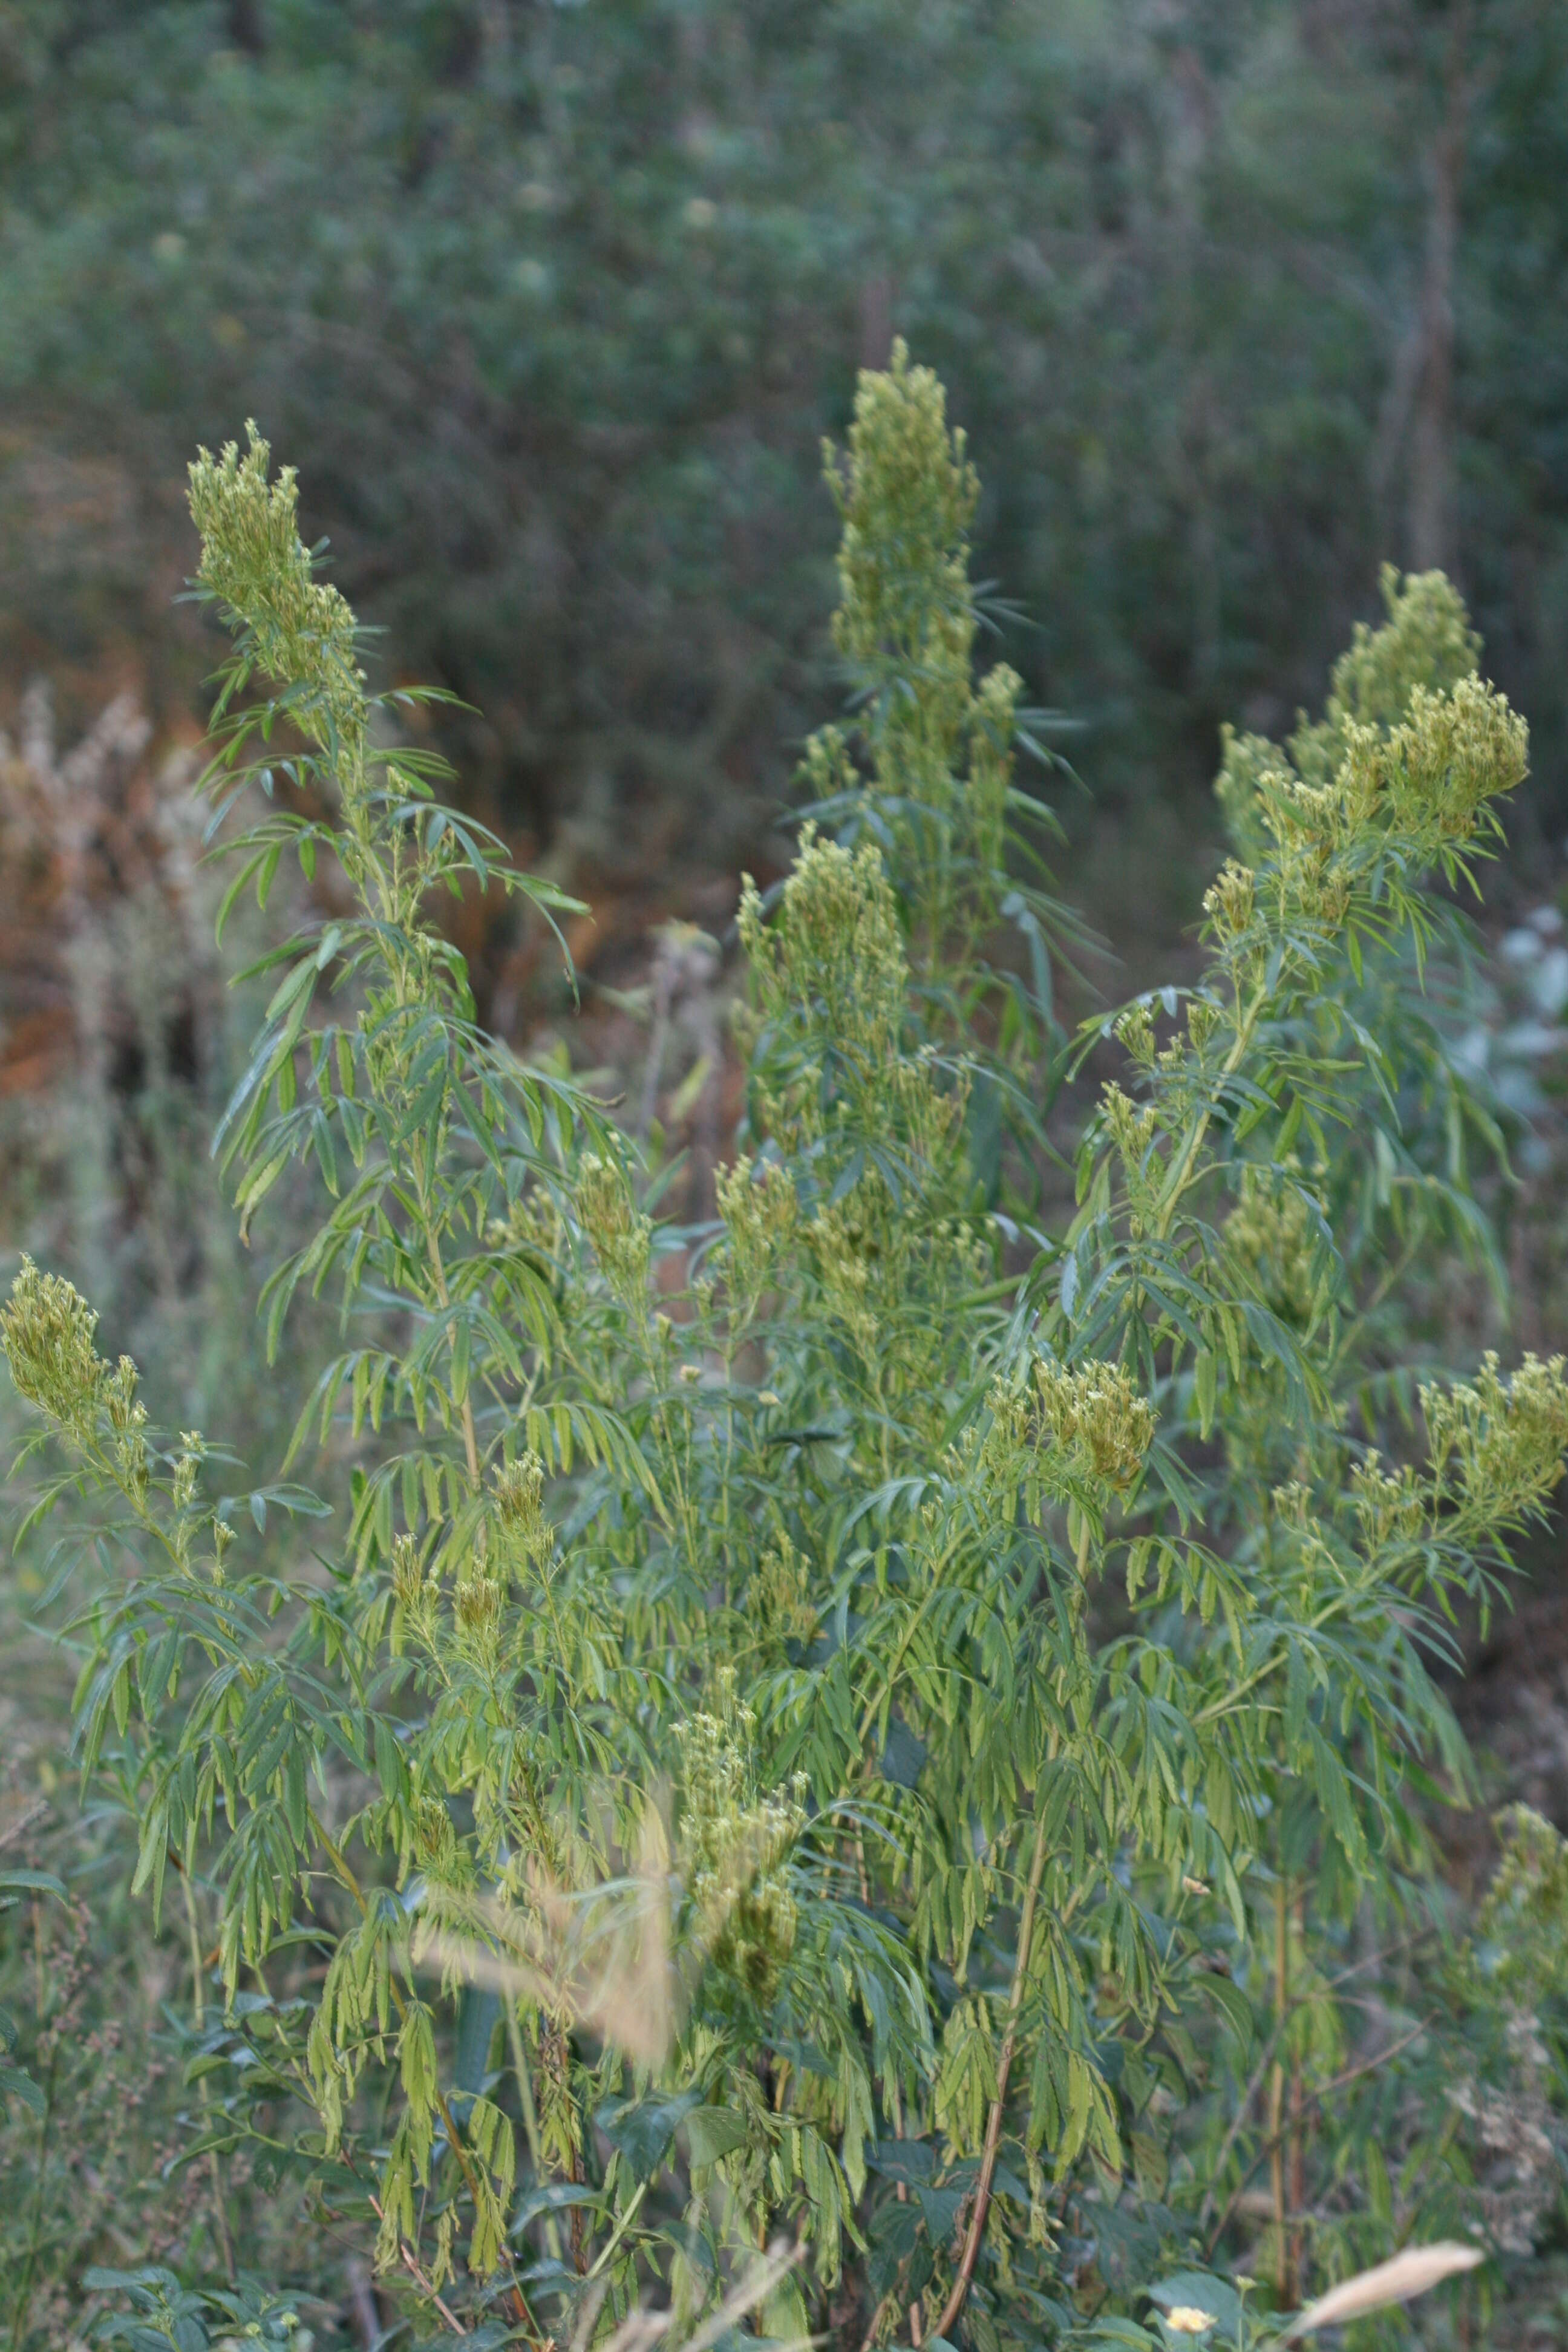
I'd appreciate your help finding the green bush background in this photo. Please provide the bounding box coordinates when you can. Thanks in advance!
[4,0,1568,865]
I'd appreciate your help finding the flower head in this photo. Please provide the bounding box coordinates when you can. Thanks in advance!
[575,1154,651,1305]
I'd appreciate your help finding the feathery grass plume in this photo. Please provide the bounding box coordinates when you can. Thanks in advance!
[416,1805,679,2073]
[1284,2241,1482,2335]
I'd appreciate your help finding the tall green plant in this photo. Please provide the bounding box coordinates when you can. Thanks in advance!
[4,356,1566,2350]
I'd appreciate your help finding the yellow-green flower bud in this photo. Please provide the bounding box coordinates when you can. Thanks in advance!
[575,1154,651,1306]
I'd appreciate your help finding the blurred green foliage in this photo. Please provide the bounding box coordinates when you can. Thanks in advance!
[2,0,1568,859]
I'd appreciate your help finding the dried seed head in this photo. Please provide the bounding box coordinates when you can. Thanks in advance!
[454,1567,502,1656]
[414,1795,457,1871]
[740,829,907,1070]
[172,1431,204,1515]
[1114,999,1156,1068]
[678,1679,805,2007]
[756,1535,817,1645]
[1226,1163,1323,1327]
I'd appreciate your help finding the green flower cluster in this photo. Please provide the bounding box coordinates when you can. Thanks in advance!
[575,1152,653,1308]
[677,1686,804,2010]
[188,423,367,761]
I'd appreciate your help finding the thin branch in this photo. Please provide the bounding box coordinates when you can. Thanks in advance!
[1198,2011,1291,2235]
[180,1867,236,2285]
[369,2195,469,2335]
[933,1810,1052,2341]
[1206,2017,1433,2259]
[1199,1935,1440,2236]
[0,1801,48,1856]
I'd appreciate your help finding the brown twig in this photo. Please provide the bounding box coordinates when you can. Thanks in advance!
[857,2291,894,2352]
[0,1800,48,1855]
[1196,1927,1439,2236]
[932,1811,1051,2342]
[369,2195,469,2335]
[1205,2018,1432,2259]
[1270,1878,1291,2304]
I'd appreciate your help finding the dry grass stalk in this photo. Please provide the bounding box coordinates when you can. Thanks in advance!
[415,1807,678,2069]
[1285,2241,1483,2336]
[593,2237,809,2352]
[416,1785,799,2071]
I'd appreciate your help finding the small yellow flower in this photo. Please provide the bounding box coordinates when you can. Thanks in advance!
[1165,2310,1217,2336]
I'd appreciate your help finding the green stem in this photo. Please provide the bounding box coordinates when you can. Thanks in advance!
[1194,1583,1375,1726]
[1151,981,1267,1242]
[1270,1873,1290,2302]
[181,1867,236,2284]
[586,2173,650,2279]
[506,2001,564,2265]
[8,2054,55,2352]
